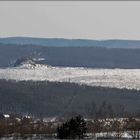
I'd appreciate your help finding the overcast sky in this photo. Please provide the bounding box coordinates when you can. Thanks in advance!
[0,1,140,40]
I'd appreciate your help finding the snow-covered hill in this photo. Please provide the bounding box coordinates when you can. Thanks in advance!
[0,63,140,90]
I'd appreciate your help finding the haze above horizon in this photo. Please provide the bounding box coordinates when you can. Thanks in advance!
[0,1,140,40]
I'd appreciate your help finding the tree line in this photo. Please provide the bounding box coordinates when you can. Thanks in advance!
[0,114,140,139]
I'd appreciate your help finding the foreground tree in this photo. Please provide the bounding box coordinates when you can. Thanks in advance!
[57,115,87,139]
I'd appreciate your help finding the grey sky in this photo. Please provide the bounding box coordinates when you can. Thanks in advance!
[0,1,140,40]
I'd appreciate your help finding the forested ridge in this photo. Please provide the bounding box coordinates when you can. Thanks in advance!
[0,80,140,118]
[1,44,140,68]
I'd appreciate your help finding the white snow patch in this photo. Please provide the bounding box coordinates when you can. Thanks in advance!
[122,132,132,138]
[3,114,10,118]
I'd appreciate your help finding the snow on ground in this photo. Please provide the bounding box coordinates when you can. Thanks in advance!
[95,132,133,139]
[0,64,140,90]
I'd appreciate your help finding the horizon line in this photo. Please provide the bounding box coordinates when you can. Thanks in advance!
[0,36,140,41]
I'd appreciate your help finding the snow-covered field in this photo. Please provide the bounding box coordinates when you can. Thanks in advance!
[0,63,140,90]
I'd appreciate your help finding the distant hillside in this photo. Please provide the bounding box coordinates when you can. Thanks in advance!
[0,80,140,117]
[1,37,140,48]
[1,44,140,68]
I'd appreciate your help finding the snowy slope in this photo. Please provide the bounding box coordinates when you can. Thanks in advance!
[0,63,140,90]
